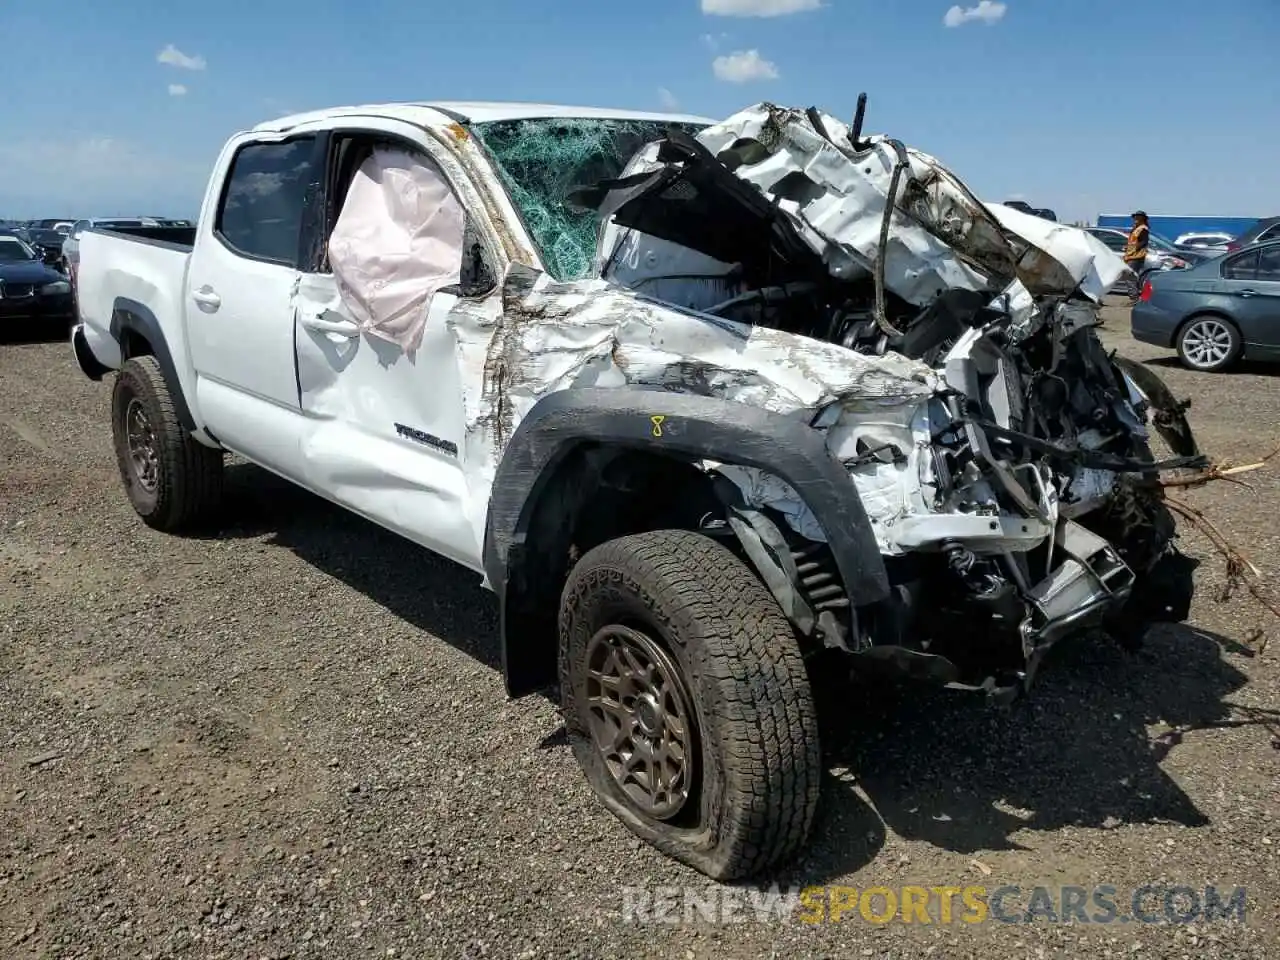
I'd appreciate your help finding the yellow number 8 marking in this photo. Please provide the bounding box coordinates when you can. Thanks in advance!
[650,415,666,438]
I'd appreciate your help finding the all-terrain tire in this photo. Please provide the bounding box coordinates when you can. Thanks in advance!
[111,355,223,532]
[558,529,821,880]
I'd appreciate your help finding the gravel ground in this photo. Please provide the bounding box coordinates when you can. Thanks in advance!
[1,304,1277,959]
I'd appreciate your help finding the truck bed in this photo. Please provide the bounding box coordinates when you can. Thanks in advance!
[98,224,196,251]
[74,226,195,375]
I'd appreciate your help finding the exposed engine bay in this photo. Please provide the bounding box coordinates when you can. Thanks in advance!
[570,99,1207,696]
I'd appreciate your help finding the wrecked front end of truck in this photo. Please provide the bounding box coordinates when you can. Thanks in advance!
[470,101,1205,698]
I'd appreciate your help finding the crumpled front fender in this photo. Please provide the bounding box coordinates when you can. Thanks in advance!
[485,386,891,696]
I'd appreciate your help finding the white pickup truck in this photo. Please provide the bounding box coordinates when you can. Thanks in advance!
[71,98,1204,880]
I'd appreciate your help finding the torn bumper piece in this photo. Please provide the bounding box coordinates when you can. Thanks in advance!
[1027,519,1136,646]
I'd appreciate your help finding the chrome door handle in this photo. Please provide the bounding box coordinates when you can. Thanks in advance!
[1237,289,1257,298]
[299,313,360,338]
[192,286,222,309]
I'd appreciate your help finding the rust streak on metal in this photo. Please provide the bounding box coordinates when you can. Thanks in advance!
[420,123,537,269]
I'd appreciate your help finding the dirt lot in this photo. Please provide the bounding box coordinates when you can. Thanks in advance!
[1,305,1277,959]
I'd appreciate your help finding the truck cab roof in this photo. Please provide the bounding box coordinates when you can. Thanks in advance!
[252,100,717,134]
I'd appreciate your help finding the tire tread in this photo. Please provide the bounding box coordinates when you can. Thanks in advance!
[559,529,821,879]
[112,355,223,531]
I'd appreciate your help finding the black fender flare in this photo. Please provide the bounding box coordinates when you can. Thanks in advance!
[71,324,111,381]
[482,387,890,696]
[109,298,198,433]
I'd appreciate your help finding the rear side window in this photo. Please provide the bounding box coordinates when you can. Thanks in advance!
[1256,246,1280,281]
[216,137,316,265]
[1258,223,1280,243]
[1093,231,1126,252]
[1222,250,1259,281]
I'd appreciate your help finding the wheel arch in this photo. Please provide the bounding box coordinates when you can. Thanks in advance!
[483,387,890,697]
[1177,308,1239,333]
[108,298,198,433]
[71,323,112,381]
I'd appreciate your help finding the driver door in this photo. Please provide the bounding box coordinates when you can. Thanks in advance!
[292,120,499,571]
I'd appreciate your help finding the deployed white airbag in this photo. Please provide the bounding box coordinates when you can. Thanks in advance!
[328,147,465,353]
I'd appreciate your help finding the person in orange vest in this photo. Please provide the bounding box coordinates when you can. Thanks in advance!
[1123,210,1150,303]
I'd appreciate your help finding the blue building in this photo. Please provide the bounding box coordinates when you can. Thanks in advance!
[1095,214,1259,243]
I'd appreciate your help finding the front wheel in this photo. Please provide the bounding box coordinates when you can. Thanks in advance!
[558,529,821,880]
[111,355,224,531]
[1177,314,1241,372]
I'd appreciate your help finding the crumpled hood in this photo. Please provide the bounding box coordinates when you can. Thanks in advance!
[590,102,1124,306]
[449,263,941,494]
[455,261,936,453]
[982,202,1128,302]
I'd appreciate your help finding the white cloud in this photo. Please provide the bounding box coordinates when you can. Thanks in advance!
[701,31,729,52]
[0,137,204,183]
[168,84,188,97]
[0,135,208,214]
[943,1,1007,27]
[658,87,681,110]
[702,0,821,17]
[713,49,780,83]
[157,44,207,71]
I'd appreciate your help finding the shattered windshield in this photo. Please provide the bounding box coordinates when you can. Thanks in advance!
[472,117,707,281]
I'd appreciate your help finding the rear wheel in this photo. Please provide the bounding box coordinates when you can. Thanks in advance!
[111,355,224,531]
[1176,314,1241,372]
[558,529,821,880]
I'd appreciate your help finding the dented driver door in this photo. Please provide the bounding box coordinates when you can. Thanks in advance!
[292,121,486,573]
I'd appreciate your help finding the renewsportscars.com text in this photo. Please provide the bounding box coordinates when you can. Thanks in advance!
[620,884,1247,926]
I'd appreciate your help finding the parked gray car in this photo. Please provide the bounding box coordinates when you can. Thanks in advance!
[1131,239,1280,371]
[1222,216,1280,255]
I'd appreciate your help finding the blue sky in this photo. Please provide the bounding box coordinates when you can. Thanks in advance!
[1,0,1276,222]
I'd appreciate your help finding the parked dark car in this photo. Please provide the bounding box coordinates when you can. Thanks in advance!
[18,227,67,263]
[1224,216,1280,253]
[1000,200,1057,222]
[1131,239,1280,372]
[0,235,75,328]
[21,218,75,235]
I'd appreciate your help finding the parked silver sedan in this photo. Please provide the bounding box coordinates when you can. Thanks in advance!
[1086,227,1204,273]
[1130,239,1280,371]
[1173,231,1234,257]
[61,217,158,279]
